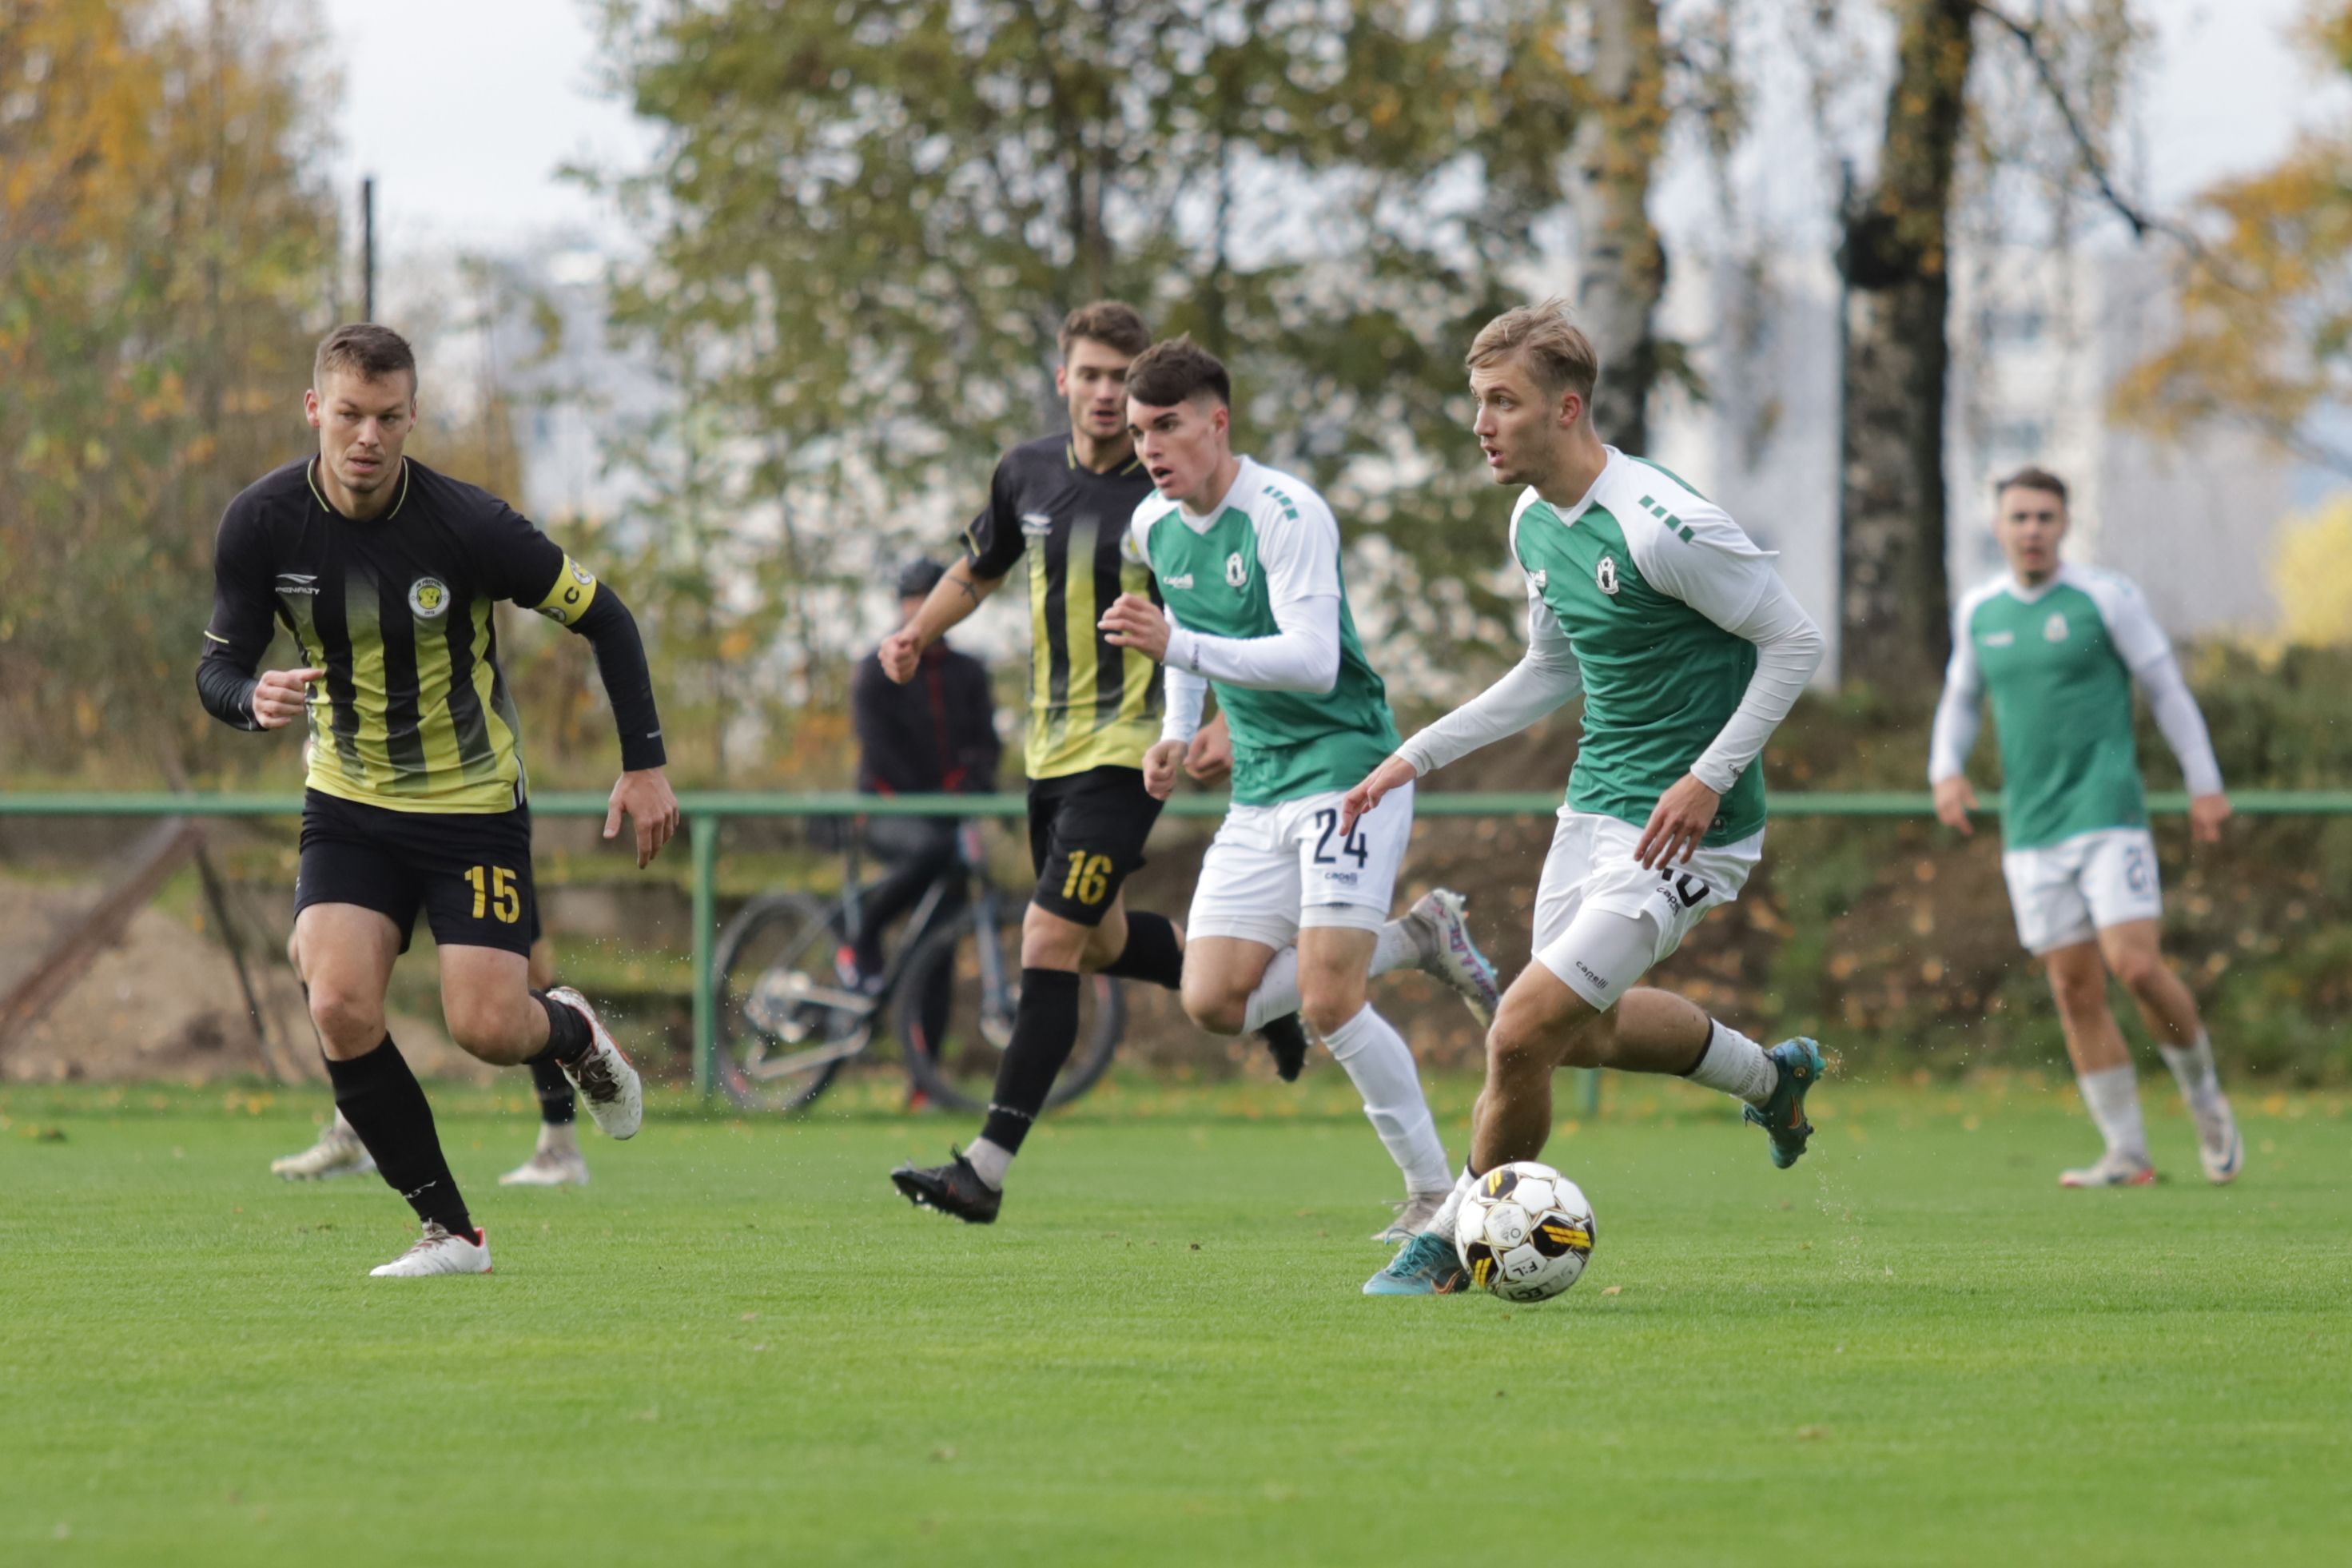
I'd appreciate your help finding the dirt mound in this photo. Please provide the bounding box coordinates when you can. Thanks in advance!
[0,882,486,1085]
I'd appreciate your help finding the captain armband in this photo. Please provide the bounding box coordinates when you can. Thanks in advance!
[532,555,600,627]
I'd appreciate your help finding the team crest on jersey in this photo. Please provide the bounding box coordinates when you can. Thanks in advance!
[1020,511,1054,537]
[1225,551,1249,589]
[408,577,451,620]
[2044,611,2069,643]
[1595,555,1620,596]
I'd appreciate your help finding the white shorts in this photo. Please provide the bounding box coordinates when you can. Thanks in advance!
[1185,783,1415,949]
[1532,810,1764,1010]
[2000,826,2162,954]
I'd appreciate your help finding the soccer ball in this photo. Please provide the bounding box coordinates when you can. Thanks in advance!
[1453,1161,1596,1303]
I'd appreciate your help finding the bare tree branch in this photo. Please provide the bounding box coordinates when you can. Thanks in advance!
[1971,2,2197,253]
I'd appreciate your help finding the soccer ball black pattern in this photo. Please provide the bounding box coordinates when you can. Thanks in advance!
[1453,1160,1596,1303]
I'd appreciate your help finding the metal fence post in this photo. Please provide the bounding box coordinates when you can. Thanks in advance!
[690,810,719,1097]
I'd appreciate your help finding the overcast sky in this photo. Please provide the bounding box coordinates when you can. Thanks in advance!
[318,0,2341,253]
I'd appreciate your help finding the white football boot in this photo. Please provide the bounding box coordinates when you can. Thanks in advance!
[270,1117,376,1180]
[2059,1148,2157,1188]
[1371,1189,1454,1246]
[2192,1096,2244,1185]
[369,1222,491,1277]
[546,987,643,1140]
[1400,889,1502,1025]
[499,1127,591,1187]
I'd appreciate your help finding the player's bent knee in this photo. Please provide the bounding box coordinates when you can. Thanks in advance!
[444,995,532,1061]
[1181,986,1247,1037]
[1019,905,1092,971]
[1299,990,1363,1040]
[307,988,384,1053]
[2107,950,2166,993]
[1486,1014,1563,1080]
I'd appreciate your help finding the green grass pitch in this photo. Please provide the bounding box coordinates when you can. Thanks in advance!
[3,1076,2346,1567]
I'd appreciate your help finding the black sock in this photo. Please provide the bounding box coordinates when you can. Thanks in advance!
[326,1037,473,1237]
[527,990,591,1065]
[528,1057,577,1125]
[1098,911,1184,989]
[977,969,1084,1154]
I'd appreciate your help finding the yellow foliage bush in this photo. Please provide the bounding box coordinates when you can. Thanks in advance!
[2270,494,2352,645]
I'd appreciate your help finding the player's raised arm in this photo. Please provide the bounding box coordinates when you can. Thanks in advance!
[1100,495,1343,694]
[195,495,320,731]
[1138,598,1208,801]
[1625,507,1824,867]
[479,507,677,866]
[883,460,1025,683]
[2087,571,2229,842]
[1928,597,1988,834]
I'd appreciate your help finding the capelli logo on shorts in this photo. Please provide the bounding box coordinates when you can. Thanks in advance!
[1657,870,1712,909]
[1574,961,1606,986]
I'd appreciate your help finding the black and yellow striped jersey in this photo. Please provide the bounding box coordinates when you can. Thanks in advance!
[965,436,1162,779]
[199,456,664,812]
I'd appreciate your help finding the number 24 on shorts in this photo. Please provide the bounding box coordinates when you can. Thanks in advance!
[1061,851,1114,906]
[464,864,522,924]
[1311,807,1370,870]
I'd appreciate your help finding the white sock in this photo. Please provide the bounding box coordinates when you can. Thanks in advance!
[1371,917,1417,977]
[1321,1005,1452,1194]
[2077,1065,2148,1161]
[2159,1032,2224,1115]
[965,1136,1013,1190]
[1242,946,1301,1034]
[1423,1165,1479,1240]
[535,1120,579,1156]
[1683,1020,1777,1107]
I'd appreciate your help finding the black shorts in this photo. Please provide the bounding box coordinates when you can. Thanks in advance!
[295,789,538,957]
[1026,766,1164,926]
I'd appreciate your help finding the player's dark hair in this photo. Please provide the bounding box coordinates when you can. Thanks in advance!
[1126,336,1231,410]
[1996,465,2068,506]
[1058,300,1152,360]
[314,323,418,393]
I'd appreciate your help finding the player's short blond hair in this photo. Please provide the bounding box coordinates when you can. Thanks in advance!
[1466,299,1599,401]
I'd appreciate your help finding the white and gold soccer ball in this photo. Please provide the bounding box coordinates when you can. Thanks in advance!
[1453,1160,1595,1303]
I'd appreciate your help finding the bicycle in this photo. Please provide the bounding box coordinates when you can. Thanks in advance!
[710,817,1124,1113]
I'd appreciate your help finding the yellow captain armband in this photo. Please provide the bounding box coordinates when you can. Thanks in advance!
[532,555,600,626]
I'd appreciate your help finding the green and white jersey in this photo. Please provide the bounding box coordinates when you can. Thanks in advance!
[1930,563,2222,850]
[1129,456,1399,806]
[1506,452,1781,844]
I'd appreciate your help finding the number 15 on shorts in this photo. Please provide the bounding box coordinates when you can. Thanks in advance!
[464,864,522,924]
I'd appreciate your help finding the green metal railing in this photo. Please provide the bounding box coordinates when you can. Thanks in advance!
[5,789,2345,1092]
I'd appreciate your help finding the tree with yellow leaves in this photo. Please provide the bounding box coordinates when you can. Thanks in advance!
[2270,495,2352,645]
[2115,2,2352,476]
[0,0,338,776]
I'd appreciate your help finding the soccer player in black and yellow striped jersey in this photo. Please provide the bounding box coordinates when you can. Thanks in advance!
[198,323,679,1277]
[887,301,1256,1224]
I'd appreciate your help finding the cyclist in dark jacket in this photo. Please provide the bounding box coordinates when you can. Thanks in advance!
[842,559,1001,985]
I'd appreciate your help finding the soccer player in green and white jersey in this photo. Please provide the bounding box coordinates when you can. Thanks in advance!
[1096,338,1504,1240]
[1347,301,1828,1295]
[1931,467,2241,1188]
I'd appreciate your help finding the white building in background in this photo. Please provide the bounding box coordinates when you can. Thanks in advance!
[1642,241,2302,681]
[1945,245,2294,637]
